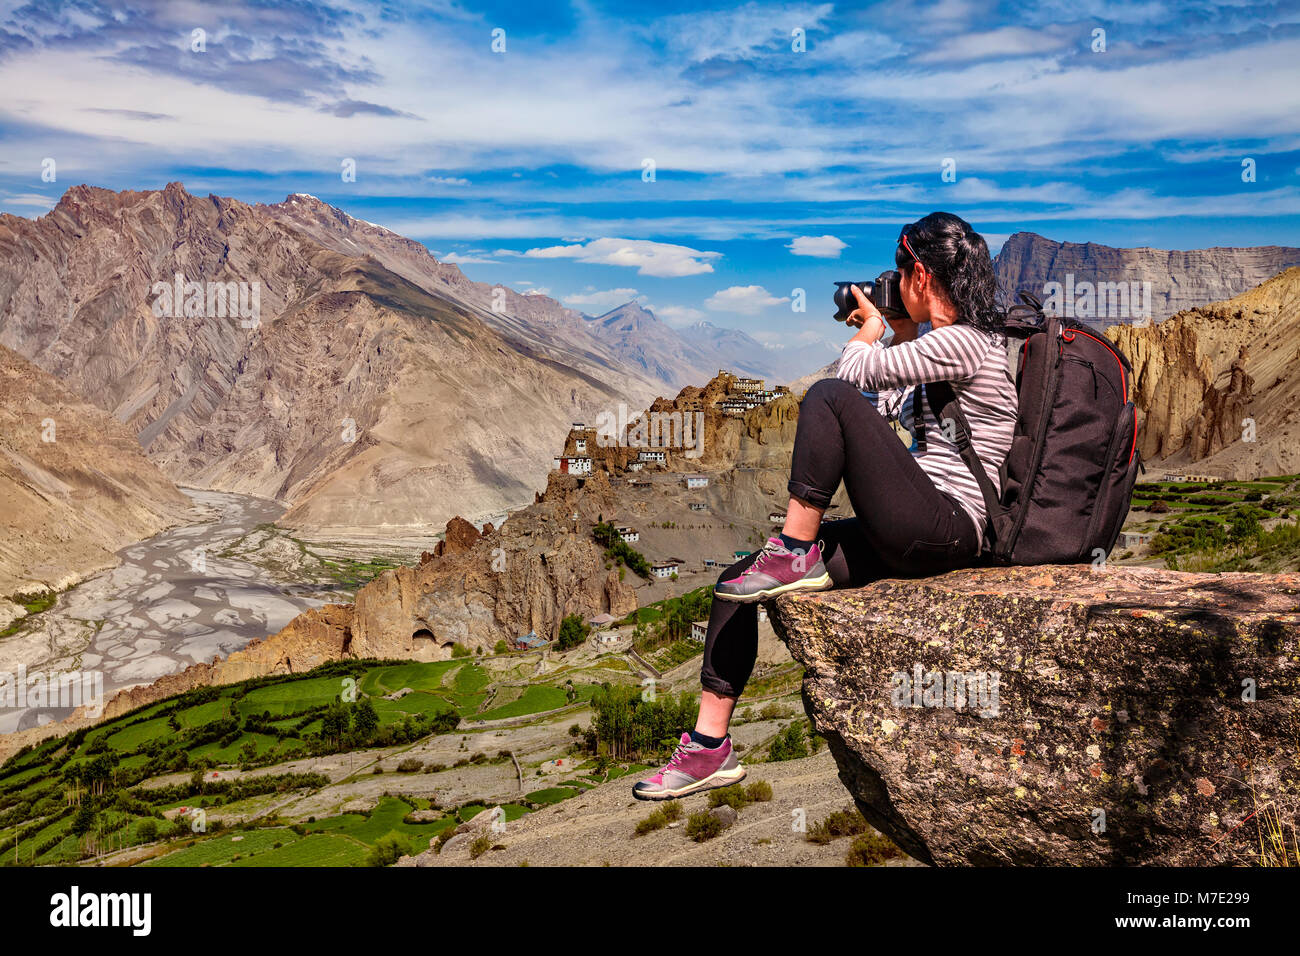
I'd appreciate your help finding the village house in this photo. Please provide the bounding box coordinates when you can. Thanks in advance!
[638,449,667,463]
[650,560,679,579]
[690,620,707,643]
[553,455,592,475]
[615,525,639,542]
[689,502,706,511]
[625,460,644,472]
[768,511,787,523]
[735,377,765,394]
[512,631,550,651]
[1161,472,1223,484]
[574,437,587,453]
[685,475,709,489]
[1118,531,1156,550]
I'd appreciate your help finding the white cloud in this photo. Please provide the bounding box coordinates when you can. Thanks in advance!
[916,26,1062,63]
[562,287,641,309]
[652,304,707,326]
[0,193,57,210]
[524,238,722,277]
[705,285,788,315]
[439,251,501,264]
[427,175,471,186]
[787,234,847,258]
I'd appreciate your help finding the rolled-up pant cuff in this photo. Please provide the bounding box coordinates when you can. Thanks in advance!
[787,479,835,510]
[700,674,741,698]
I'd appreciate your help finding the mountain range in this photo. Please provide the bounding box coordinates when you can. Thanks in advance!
[3,183,1299,548]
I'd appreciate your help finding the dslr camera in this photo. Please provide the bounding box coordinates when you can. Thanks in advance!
[832,271,910,322]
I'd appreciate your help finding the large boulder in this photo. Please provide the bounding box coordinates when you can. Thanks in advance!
[769,565,1300,866]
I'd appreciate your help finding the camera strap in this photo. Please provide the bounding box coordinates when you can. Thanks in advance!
[923,380,1006,537]
[911,384,928,452]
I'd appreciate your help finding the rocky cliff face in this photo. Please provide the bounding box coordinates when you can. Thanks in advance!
[0,344,188,596]
[995,232,1300,325]
[1107,266,1300,476]
[0,184,662,537]
[770,564,1300,866]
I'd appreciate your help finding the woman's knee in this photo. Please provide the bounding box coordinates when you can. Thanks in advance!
[804,376,858,406]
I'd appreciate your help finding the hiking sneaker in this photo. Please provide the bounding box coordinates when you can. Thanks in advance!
[713,537,832,603]
[632,732,746,801]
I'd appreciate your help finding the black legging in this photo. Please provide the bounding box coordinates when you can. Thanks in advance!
[701,377,981,698]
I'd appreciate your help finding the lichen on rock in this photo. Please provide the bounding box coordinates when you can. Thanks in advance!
[769,564,1300,866]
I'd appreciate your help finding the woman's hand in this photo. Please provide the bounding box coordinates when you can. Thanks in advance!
[845,283,887,344]
[846,282,918,345]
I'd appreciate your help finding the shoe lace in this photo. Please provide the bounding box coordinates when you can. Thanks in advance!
[663,742,691,771]
[744,540,785,575]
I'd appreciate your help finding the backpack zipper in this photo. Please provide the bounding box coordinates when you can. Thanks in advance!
[1003,320,1062,556]
[1078,404,1126,561]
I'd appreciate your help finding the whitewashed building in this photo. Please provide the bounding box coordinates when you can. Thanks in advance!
[554,456,592,475]
[651,560,679,579]
[685,475,709,489]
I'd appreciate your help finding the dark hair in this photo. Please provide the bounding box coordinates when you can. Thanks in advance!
[895,212,1002,333]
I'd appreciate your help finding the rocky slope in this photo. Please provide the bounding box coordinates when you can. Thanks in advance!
[771,564,1300,866]
[995,231,1300,325]
[0,343,188,597]
[261,193,667,401]
[0,184,664,536]
[1107,267,1300,475]
[397,749,912,868]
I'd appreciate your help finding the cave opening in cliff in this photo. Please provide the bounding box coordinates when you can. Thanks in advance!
[411,627,435,646]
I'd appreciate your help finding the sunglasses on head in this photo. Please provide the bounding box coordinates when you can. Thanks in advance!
[897,224,922,267]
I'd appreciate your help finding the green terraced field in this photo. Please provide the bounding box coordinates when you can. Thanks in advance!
[236,675,352,717]
[228,833,368,867]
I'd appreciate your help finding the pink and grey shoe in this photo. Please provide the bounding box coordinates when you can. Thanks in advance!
[713,537,832,603]
[632,732,746,801]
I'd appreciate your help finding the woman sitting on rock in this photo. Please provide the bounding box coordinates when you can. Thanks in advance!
[634,211,1018,800]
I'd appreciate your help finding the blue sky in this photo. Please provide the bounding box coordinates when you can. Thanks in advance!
[1,0,1297,354]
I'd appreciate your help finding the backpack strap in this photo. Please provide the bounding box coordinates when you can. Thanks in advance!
[911,384,927,452]
[924,380,1005,540]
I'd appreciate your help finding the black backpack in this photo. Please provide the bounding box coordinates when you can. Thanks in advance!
[924,292,1142,565]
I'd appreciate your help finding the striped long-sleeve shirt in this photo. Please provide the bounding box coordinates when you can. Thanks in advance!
[835,323,1018,546]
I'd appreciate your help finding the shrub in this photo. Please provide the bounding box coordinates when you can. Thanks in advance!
[469,834,493,859]
[844,831,904,867]
[745,780,773,803]
[635,809,669,836]
[685,811,724,843]
[707,784,751,811]
[366,832,414,867]
[807,808,868,845]
[396,758,423,773]
[768,722,811,761]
